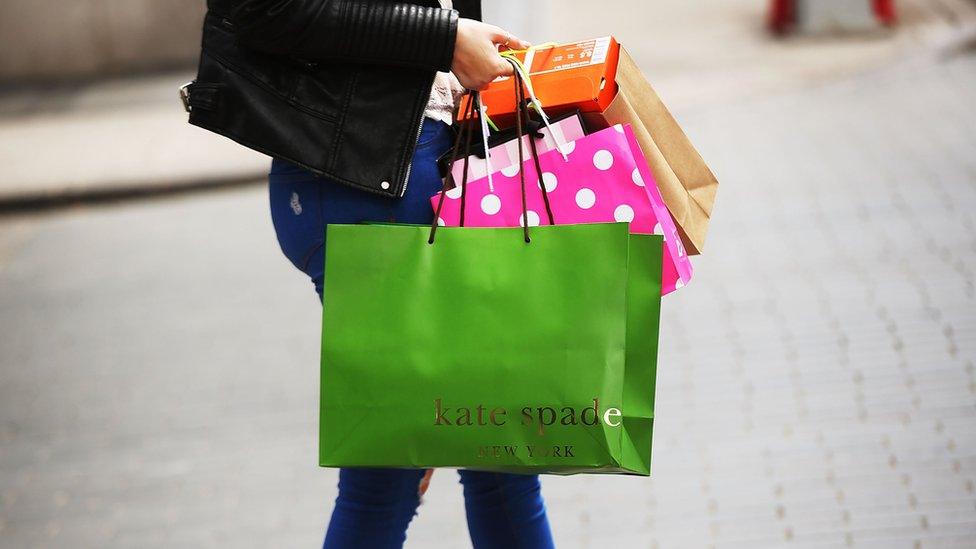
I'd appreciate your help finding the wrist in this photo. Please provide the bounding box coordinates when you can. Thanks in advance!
[439,10,461,72]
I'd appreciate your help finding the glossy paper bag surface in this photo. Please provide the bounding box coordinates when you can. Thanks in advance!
[320,223,661,475]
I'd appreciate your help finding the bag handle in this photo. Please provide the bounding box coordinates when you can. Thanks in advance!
[428,60,558,244]
[430,93,477,243]
[500,50,571,161]
[510,59,557,232]
[476,49,572,162]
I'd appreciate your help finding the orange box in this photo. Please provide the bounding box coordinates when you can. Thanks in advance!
[461,36,620,125]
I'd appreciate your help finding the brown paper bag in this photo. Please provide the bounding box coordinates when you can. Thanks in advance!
[582,47,718,255]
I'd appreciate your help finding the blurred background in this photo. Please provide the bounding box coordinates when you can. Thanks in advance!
[1,0,975,547]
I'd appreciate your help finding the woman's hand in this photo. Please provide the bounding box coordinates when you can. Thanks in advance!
[451,19,530,90]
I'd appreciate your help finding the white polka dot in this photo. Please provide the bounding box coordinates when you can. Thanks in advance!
[519,210,540,227]
[539,172,558,192]
[445,186,462,199]
[501,163,520,177]
[558,140,576,155]
[481,194,501,215]
[632,168,645,187]
[614,124,625,133]
[593,150,614,171]
[614,204,635,223]
[576,188,596,209]
[675,279,685,289]
[437,217,446,226]
[380,181,391,190]
[653,223,663,235]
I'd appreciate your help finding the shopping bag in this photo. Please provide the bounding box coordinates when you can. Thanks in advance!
[431,121,692,295]
[320,222,660,475]
[582,47,719,255]
[619,231,662,475]
[439,111,586,185]
[471,230,662,476]
[466,37,719,256]
[321,74,661,475]
[439,59,689,294]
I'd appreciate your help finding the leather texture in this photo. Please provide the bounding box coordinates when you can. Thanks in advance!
[187,0,481,197]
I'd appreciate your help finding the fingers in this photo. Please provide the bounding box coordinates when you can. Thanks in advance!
[464,64,512,91]
[488,25,509,44]
[496,58,515,77]
[505,36,532,51]
[489,26,530,51]
[456,69,501,91]
[451,22,530,90]
[479,61,513,90]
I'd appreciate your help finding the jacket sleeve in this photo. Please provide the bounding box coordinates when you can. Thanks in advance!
[230,0,459,72]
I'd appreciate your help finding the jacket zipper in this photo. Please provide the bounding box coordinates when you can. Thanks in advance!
[400,73,438,197]
[400,107,427,197]
[401,0,443,195]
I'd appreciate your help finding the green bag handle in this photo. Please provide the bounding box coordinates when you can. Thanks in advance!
[429,61,556,245]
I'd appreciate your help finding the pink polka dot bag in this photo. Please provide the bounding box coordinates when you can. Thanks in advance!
[445,113,587,185]
[431,122,693,295]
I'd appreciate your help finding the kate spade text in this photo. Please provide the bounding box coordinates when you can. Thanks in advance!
[433,398,622,435]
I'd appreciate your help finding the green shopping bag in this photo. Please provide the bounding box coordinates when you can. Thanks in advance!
[619,231,662,475]
[319,222,661,475]
[320,71,662,475]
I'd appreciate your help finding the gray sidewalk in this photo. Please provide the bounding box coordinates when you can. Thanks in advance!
[1,0,974,209]
[1,42,974,549]
[0,72,269,208]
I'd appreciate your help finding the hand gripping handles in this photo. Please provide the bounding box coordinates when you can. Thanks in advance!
[429,59,564,244]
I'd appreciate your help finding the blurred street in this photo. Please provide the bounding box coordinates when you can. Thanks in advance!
[3,0,973,207]
[2,1,976,548]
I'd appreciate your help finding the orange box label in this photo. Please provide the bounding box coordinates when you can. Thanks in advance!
[523,37,614,75]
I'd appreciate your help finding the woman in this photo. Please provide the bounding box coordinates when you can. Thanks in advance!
[184,1,555,547]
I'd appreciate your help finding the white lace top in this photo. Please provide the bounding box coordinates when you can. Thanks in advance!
[424,0,466,124]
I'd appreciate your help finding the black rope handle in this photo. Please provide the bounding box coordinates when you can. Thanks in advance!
[458,94,477,228]
[512,65,557,227]
[428,61,560,245]
[523,97,556,226]
[429,94,477,244]
[512,69,531,242]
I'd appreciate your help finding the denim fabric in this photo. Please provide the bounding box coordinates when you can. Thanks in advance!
[268,118,454,296]
[268,117,555,549]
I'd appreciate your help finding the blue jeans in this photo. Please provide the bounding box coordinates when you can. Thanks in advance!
[268,118,555,549]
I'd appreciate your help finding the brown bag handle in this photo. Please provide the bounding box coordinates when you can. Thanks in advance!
[511,62,556,231]
[428,60,557,244]
[429,93,477,244]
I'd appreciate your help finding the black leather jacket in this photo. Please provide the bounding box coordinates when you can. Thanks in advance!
[185,0,481,197]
